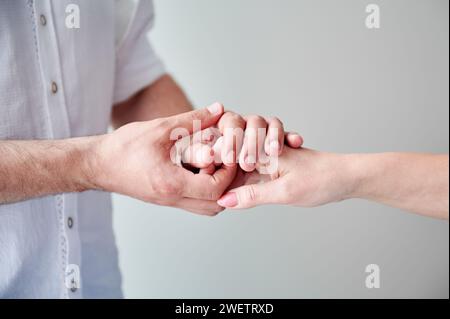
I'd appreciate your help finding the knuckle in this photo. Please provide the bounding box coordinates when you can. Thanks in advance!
[243,185,258,202]
[152,175,181,198]
[160,183,180,197]
[209,191,222,201]
[223,112,245,124]
[269,116,282,124]
[186,112,198,123]
[246,115,266,124]
[205,186,223,201]
[154,118,170,131]
[204,206,224,217]
[187,111,208,128]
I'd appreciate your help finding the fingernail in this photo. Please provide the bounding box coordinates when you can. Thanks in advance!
[269,141,279,155]
[246,155,256,164]
[224,150,235,165]
[207,102,222,115]
[218,192,238,207]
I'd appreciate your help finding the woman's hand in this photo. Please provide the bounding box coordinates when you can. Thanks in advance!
[177,110,303,171]
[217,148,449,220]
[217,147,353,209]
[217,113,302,169]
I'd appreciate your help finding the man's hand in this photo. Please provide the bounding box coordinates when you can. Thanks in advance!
[0,103,238,216]
[92,103,237,216]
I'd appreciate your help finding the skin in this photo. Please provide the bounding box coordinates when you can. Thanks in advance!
[217,147,449,220]
[3,73,445,219]
[1,75,227,214]
[179,117,303,172]
[0,102,236,214]
[0,74,301,216]
[112,75,193,128]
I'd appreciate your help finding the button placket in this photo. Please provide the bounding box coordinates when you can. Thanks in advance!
[40,14,47,26]
[51,81,58,94]
[67,217,74,229]
[33,0,82,298]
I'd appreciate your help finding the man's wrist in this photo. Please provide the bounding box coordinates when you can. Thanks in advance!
[68,135,106,192]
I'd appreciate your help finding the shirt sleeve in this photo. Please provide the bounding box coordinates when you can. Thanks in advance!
[113,0,166,104]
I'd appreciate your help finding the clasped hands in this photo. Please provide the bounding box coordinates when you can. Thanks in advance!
[92,103,347,215]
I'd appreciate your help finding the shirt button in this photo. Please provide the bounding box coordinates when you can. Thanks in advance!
[67,217,74,229]
[70,278,77,292]
[40,14,47,26]
[51,81,58,94]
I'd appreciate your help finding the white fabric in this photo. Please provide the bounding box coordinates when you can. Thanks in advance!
[0,0,165,298]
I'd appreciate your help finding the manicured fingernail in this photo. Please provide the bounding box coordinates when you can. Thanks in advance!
[269,141,279,155]
[224,150,235,165]
[207,102,222,115]
[218,192,238,207]
[246,155,256,164]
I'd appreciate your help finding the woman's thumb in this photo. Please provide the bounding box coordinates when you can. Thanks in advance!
[217,180,282,209]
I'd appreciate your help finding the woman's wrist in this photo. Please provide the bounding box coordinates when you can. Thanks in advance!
[341,153,394,202]
[340,153,374,201]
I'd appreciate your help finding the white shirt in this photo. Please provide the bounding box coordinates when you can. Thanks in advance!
[0,0,165,298]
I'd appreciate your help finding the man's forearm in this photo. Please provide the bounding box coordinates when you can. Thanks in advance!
[112,74,192,128]
[0,137,100,204]
[347,153,449,219]
[1,75,193,205]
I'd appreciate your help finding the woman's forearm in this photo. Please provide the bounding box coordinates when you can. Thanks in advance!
[218,147,448,219]
[347,153,449,219]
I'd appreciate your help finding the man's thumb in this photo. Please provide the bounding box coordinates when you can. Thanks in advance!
[169,102,224,134]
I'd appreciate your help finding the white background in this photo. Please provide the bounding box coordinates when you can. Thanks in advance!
[113,0,449,298]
